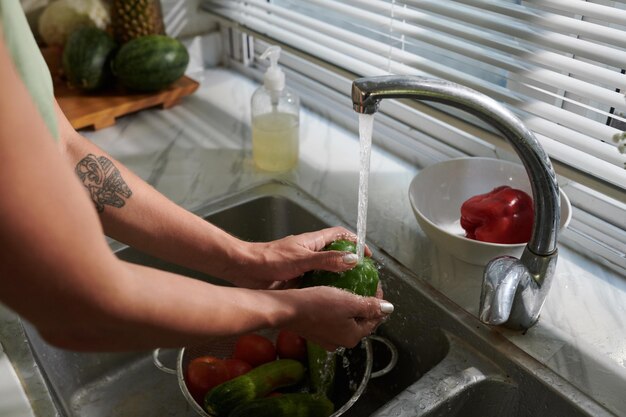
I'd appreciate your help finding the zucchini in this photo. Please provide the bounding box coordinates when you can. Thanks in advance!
[203,359,305,417]
[301,239,379,396]
[229,393,334,417]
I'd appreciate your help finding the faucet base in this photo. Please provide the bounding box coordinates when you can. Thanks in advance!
[480,248,559,330]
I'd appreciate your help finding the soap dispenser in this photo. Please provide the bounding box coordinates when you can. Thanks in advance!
[251,46,300,172]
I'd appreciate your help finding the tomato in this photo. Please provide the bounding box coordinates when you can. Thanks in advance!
[276,330,307,362]
[185,356,230,403]
[232,334,277,367]
[223,358,253,378]
[191,355,221,366]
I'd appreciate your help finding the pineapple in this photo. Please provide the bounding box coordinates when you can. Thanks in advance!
[111,0,165,44]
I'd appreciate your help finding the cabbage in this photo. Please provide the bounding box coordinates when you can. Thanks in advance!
[38,0,110,47]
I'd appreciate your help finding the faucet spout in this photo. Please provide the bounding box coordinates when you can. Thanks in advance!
[352,75,561,330]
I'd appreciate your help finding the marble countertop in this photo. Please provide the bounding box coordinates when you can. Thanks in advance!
[2,67,625,416]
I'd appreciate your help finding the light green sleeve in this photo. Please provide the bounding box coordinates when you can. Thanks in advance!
[0,1,59,141]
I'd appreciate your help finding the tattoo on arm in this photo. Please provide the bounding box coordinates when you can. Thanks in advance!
[75,154,132,213]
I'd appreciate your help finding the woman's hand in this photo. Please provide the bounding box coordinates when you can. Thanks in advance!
[280,286,393,351]
[227,226,372,290]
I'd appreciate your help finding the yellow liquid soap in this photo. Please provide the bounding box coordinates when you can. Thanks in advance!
[252,112,299,172]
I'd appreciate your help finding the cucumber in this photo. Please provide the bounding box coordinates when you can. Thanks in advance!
[229,393,334,417]
[203,359,305,417]
[306,340,336,397]
[301,239,379,396]
[62,27,117,91]
[111,34,189,92]
[301,240,379,296]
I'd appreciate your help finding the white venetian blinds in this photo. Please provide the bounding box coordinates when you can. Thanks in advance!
[204,0,626,193]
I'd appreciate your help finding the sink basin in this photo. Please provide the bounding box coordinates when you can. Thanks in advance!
[15,183,615,416]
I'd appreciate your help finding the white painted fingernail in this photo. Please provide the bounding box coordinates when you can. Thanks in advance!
[380,301,394,314]
[343,253,358,264]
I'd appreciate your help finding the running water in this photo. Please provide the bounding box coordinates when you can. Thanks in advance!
[356,113,375,262]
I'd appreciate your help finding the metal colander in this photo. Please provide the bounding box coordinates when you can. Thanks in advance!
[153,330,397,417]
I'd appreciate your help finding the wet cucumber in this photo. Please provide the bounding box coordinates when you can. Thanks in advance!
[301,239,379,395]
[301,240,379,296]
[305,340,336,396]
[228,393,334,417]
[203,359,305,417]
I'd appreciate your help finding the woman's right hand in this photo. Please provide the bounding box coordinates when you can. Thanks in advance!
[281,286,394,351]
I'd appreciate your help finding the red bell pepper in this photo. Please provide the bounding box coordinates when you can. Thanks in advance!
[460,185,534,244]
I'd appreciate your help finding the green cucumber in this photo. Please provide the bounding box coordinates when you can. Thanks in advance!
[229,393,334,417]
[301,240,379,296]
[111,34,189,92]
[62,27,117,91]
[305,340,336,397]
[203,359,305,417]
[301,239,379,396]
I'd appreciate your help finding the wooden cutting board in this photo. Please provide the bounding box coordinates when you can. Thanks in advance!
[42,47,200,131]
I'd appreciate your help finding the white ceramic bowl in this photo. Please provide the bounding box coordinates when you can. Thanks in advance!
[409,157,571,266]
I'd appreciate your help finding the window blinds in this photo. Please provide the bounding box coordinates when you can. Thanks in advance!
[203,0,626,195]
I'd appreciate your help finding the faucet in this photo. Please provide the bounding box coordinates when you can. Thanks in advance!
[352,75,561,330]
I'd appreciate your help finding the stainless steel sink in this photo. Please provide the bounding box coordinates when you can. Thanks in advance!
[15,183,616,416]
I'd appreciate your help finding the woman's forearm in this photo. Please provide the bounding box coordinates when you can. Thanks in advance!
[39,261,291,351]
[55,105,252,281]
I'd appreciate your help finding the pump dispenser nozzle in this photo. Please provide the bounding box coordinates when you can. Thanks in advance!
[260,46,285,91]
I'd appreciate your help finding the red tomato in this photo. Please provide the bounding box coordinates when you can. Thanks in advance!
[276,330,307,362]
[223,358,253,378]
[232,334,277,367]
[185,356,230,403]
[191,355,221,366]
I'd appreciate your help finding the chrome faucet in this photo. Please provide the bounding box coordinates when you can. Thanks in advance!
[352,75,561,330]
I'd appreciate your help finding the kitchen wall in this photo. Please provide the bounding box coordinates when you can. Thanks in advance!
[160,0,217,38]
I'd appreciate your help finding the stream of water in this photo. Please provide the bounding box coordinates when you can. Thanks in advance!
[356,114,375,262]
[312,114,375,406]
